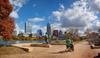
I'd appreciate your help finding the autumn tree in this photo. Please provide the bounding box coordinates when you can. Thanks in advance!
[0,0,15,40]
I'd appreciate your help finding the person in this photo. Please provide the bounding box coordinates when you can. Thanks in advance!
[94,53,100,58]
[65,37,74,51]
[44,35,48,44]
[65,32,74,52]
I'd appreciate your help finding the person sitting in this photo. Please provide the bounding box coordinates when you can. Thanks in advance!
[65,32,74,52]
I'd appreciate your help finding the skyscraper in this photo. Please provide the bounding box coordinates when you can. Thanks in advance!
[53,30,59,37]
[58,30,64,40]
[25,21,32,34]
[47,23,51,36]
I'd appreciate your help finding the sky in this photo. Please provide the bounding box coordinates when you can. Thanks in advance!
[9,0,100,34]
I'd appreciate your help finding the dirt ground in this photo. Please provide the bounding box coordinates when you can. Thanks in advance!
[0,41,100,58]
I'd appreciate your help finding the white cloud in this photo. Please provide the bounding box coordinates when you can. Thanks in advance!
[10,11,19,18]
[10,0,28,18]
[88,0,100,13]
[96,21,100,27]
[51,23,62,30]
[78,30,86,36]
[32,25,41,31]
[59,4,64,11]
[52,11,62,21]
[52,4,65,21]
[62,7,97,27]
[10,0,28,8]
[14,23,20,35]
[20,29,24,33]
[51,22,67,33]
[14,23,25,34]
[28,17,45,22]
[52,0,100,32]
[32,25,46,34]
[93,20,100,30]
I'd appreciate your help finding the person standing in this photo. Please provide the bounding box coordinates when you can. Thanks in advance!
[44,35,48,44]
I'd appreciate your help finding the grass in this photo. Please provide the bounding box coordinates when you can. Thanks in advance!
[50,40,66,45]
[50,40,84,45]
[0,46,27,55]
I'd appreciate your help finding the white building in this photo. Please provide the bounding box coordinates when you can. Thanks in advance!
[25,21,32,34]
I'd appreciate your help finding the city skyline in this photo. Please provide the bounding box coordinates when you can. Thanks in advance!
[9,0,100,34]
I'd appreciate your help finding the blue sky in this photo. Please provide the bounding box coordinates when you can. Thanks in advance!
[16,0,75,26]
[10,0,100,34]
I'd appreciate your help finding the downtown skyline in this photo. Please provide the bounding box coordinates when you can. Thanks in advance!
[9,0,100,34]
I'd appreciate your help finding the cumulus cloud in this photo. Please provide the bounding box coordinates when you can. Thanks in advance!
[10,11,19,18]
[10,0,28,18]
[91,20,100,31]
[20,29,24,33]
[62,7,97,27]
[10,0,28,8]
[52,4,64,21]
[32,25,46,34]
[79,0,100,13]
[96,21,100,27]
[52,11,62,21]
[14,23,20,35]
[52,0,100,32]
[28,17,45,22]
[14,23,25,34]
[51,22,67,32]
[59,4,65,11]
[51,23,62,30]
[88,0,100,13]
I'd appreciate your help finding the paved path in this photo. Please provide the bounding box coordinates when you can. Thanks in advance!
[0,41,100,58]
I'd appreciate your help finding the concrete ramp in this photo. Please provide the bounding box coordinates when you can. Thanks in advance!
[11,43,51,52]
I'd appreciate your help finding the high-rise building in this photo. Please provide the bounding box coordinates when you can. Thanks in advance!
[47,23,51,35]
[59,30,63,36]
[58,30,65,40]
[25,21,32,34]
[53,30,59,37]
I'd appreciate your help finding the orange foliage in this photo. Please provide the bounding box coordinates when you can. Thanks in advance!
[0,0,13,18]
[0,0,15,40]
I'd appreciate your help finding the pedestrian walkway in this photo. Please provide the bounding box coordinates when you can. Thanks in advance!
[1,41,100,58]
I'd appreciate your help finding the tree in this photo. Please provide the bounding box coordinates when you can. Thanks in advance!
[0,0,14,40]
[98,29,100,38]
[98,29,100,34]
[85,28,92,39]
[18,32,24,37]
[66,28,80,41]
[29,33,33,37]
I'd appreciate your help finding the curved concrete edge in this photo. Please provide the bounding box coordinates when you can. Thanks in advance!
[31,44,51,48]
[20,47,33,52]
[11,43,51,52]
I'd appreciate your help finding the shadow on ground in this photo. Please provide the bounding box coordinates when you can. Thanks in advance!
[50,50,73,54]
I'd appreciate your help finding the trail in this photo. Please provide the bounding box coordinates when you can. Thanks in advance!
[0,41,100,58]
